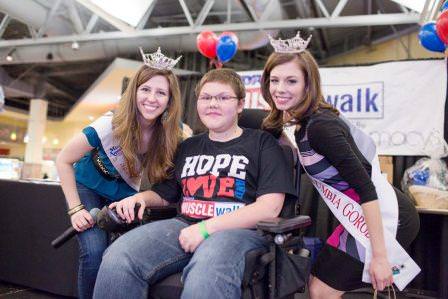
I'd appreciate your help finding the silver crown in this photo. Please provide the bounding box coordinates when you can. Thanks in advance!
[268,31,312,53]
[139,47,182,71]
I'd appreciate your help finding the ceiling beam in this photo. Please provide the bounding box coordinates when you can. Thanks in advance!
[195,0,215,27]
[331,0,349,18]
[227,0,232,23]
[323,25,419,62]
[84,14,99,34]
[314,0,330,18]
[419,0,444,24]
[0,68,35,98]
[37,0,63,38]
[178,0,194,27]
[309,0,329,59]
[260,0,277,21]
[27,25,37,38]
[136,0,158,30]
[44,76,81,99]
[240,0,258,22]
[76,0,136,33]
[0,13,420,49]
[67,0,85,33]
[0,14,10,38]
[365,0,373,46]
[375,0,410,55]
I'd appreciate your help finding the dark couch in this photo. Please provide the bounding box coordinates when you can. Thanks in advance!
[0,179,78,297]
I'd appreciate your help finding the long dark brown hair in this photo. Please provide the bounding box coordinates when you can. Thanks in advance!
[261,51,338,133]
[112,65,181,183]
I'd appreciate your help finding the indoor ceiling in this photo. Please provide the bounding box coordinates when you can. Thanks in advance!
[0,0,435,121]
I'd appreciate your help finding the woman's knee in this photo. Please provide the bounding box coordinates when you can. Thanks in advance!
[309,280,323,299]
[78,230,108,262]
[309,277,343,299]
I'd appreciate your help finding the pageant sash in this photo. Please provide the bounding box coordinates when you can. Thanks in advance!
[90,112,142,191]
[298,153,420,290]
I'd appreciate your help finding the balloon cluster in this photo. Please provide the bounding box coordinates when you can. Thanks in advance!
[419,1,448,53]
[196,31,239,68]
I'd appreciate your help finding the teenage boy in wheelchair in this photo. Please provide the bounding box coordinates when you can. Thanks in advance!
[93,68,309,299]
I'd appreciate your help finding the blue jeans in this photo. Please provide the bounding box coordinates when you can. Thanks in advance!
[76,183,110,299]
[93,218,268,299]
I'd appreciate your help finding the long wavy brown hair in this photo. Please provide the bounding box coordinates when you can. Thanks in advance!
[261,51,338,133]
[112,65,181,184]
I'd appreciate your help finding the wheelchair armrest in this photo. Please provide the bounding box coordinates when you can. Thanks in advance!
[256,215,311,234]
[144,205,178,222]
[97,204,178,233]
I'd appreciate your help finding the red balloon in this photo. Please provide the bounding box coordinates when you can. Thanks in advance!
[219,31,239,47]
[436,10,448,45]
[197,31,218,59]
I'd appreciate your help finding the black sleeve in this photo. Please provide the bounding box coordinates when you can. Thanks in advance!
[150,147,183,203]
[151,173,181,203]
[256,134,296,198]
[307,118,378,204]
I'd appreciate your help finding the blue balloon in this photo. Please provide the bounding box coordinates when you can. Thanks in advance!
[216,35,237,63]
[418,22,446,52]
[442,1,448,11]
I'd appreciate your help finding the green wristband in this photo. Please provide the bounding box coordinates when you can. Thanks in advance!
[198,221,210,239]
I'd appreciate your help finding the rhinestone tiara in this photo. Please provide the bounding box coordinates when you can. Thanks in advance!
[139,47,182,71]
[268,31,312,54]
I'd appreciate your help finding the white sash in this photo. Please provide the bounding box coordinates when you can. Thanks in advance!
[297,153,421,290]
[90,112,142,191]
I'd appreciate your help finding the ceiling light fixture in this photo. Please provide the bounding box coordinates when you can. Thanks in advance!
[71,41,80,50]
[5,48,16,62]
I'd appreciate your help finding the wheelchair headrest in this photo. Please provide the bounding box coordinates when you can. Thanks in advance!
[238,109,268,130]
[238,109,283,139]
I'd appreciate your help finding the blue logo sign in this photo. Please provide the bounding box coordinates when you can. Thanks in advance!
[323,82,384,119]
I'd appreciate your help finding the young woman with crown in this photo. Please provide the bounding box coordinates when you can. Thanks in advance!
[260,32,421,298]
[55,47,183,299]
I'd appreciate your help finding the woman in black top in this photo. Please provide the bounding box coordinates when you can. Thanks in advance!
[260,32,420,298]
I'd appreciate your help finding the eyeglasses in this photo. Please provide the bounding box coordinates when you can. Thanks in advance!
[197,95,239,103]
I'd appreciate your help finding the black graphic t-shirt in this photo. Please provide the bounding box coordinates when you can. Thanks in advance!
[152,128,296,223]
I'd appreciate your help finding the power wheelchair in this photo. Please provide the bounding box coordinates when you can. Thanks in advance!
[100,109,313,299]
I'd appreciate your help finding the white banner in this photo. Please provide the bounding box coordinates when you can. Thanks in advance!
[238,59,447,156]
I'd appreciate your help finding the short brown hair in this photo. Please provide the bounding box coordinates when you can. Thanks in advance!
[195,68,246,100]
